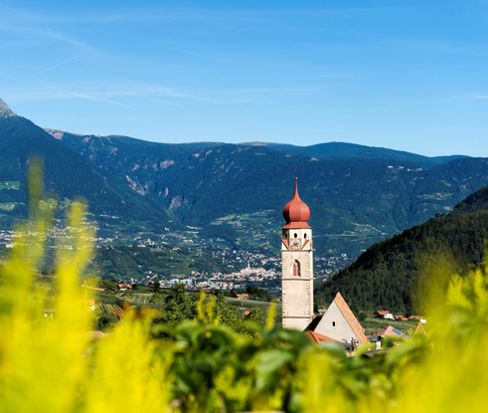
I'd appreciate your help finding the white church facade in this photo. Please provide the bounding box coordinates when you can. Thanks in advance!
[280,179,368,349]
[314,292,368,347]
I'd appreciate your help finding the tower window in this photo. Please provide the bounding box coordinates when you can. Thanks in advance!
[304,233,307,239]
[292,260,301,277]
[332,321,336,327]
[294,233,298,238]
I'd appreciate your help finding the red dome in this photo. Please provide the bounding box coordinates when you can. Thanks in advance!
[282,178,311,229]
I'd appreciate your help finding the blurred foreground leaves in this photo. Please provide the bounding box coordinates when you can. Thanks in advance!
[1,169,488,412]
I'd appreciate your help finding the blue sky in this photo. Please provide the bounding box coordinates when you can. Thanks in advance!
[0,0,487,156]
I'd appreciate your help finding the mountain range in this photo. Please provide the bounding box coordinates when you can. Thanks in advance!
[1,97,488,279]
[0,100,166,223]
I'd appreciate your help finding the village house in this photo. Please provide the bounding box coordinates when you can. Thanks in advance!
[372,325,408,349]
[375,310,395,320]
[117,283,133,291]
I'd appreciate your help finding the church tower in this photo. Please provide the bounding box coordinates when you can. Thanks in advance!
[281,178,314,330]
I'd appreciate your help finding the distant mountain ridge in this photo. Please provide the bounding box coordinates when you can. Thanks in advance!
[253,141,468,167]
[51,127,488,257]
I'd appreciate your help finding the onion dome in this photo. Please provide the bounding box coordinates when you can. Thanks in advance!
[282,178,311,229]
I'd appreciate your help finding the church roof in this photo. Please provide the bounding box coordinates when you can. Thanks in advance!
[282,178,311,229]
[306,331,339,344]
[332,292,369,344]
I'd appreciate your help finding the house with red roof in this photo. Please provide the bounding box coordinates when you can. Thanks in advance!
[376,325,407,339]
[375,310,389,317]
[117,283,132,291]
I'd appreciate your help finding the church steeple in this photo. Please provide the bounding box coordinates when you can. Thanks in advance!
[280,178,314,330]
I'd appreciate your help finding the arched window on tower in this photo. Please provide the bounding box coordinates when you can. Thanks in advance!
[293,260,301,277]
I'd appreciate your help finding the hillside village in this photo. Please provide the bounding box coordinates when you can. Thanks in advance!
[0,217,350,290]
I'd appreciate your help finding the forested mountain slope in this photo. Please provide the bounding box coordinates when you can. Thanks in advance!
[317,185,488,313]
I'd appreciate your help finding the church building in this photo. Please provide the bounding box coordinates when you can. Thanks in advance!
[280,179,368,349]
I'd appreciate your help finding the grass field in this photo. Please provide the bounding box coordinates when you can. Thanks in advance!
[361,316,418,336]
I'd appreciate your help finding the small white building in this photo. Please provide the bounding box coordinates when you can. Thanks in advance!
[314,292,368,349]
[376,310,395,320]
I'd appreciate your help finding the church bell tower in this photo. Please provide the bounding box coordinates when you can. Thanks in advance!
[281,178,314,330]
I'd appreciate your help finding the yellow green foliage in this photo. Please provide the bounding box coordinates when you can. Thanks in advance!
[84,311,170,413]
[0,177,170,413]
[2,168,488,412]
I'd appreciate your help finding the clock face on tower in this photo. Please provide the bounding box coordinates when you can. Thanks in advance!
[289,239,301,250]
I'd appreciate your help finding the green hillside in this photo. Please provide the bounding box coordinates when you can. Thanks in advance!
[316,185,488,313]
[54,129,488,260]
